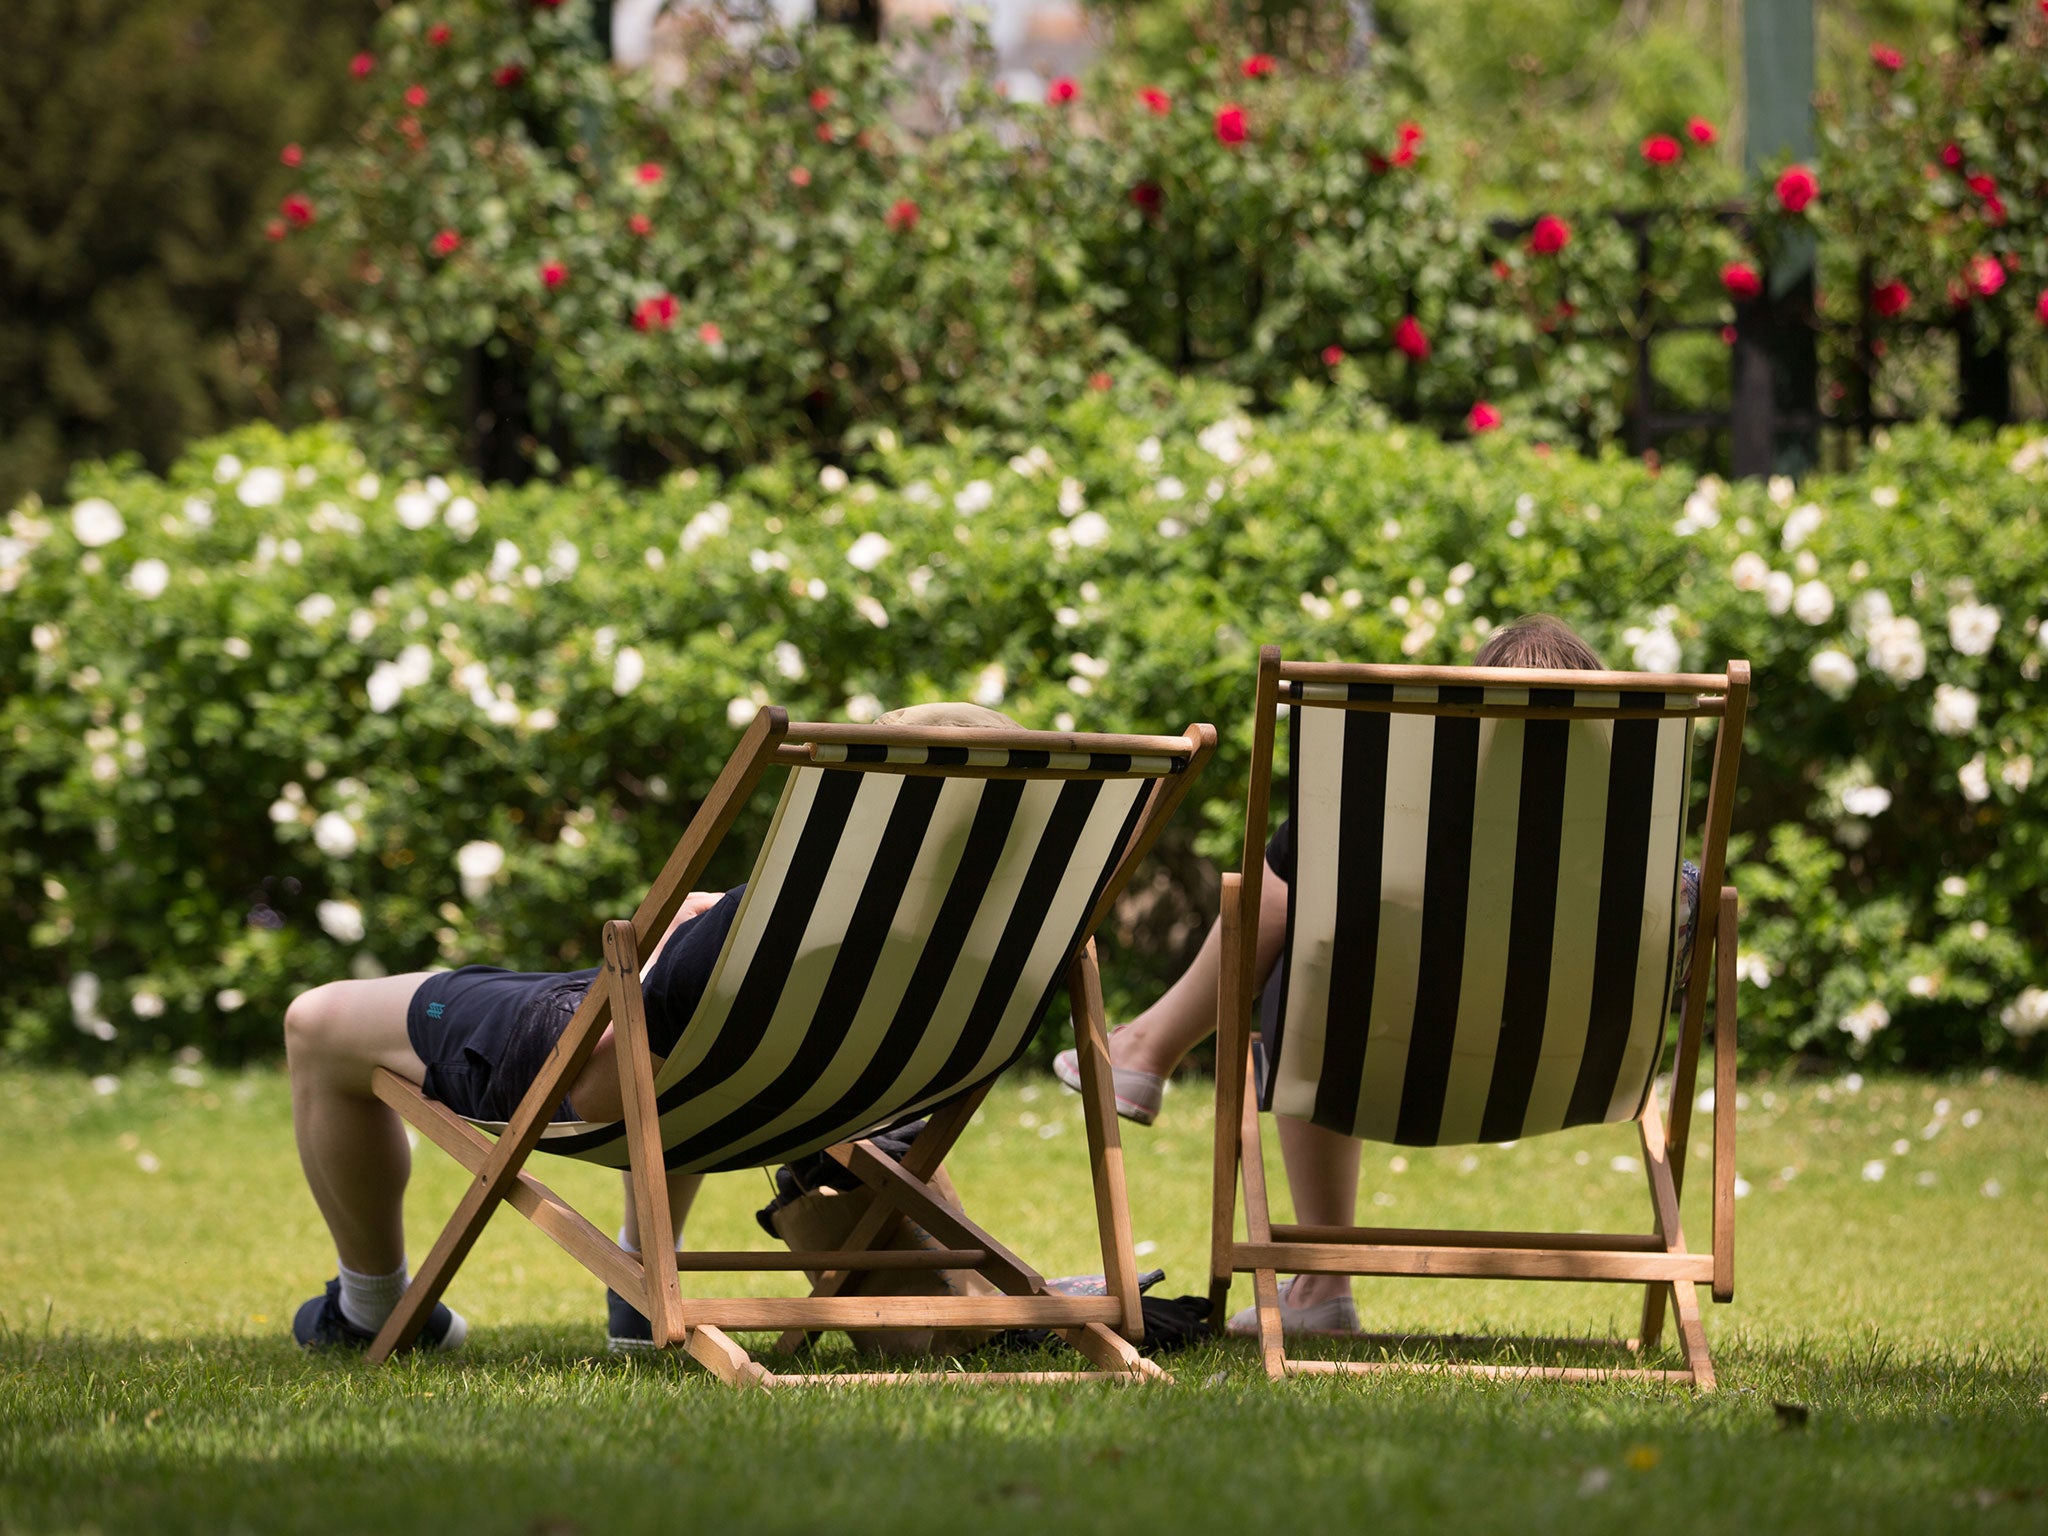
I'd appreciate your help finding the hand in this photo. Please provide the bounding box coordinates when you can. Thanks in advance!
[674,889,723,922]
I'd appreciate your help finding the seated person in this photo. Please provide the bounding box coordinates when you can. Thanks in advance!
[286,701,1014,1351]
[1053,615,1700,1334]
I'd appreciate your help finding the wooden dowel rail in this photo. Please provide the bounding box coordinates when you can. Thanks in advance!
[1269,1224,1667,1253]
[1284,699,1726,720]
[671,1249,988,1272]
[1233,1242,1714,1285]
[1277,661,1734,692]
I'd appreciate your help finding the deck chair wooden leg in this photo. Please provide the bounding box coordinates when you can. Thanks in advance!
[1234,1036,1287,1381]
[1067,941,1144,1340]
[603,922,687,1350]
[1209,874,1248,1329]
[769,1082,992,1356]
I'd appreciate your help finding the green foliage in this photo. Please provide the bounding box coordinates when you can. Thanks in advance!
[0,0,380,511]
[5,390,2046,1071]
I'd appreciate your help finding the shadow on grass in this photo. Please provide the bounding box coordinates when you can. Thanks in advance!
[4,1326,2046,1536]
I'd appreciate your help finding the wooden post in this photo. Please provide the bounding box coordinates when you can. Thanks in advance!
[1737,0,1819,479]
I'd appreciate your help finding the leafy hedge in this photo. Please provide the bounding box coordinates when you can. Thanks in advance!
[283,4,2048,477]
[5,385,2046,1070]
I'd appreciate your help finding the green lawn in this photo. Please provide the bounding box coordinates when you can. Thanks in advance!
[3,1063,2045,1534]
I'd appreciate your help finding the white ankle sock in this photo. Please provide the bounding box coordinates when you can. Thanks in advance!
[337,1261,409,1333]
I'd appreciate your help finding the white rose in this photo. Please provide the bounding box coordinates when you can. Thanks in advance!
[182,496,215,528]
[1930,683,1979,737]
[126,559,170,599]
[365,663,404,714]
[844,693,882,723]
[1155,475,1185,502]
[1871,485,1899,509]
[2001,755,2033,793]
[443,496,480,538]
[317,900,366,944]
[394,644,433,688]
[1632,628,1682,673]
[546,537,580,580]
[1958,753,1991,803]
[213,454,243,483]
[1767,475,1795,508]
[71,498,126,548]
[131,989,166,1019]
[1792,580,1835,625]
[1840,784,1892,817]
[726,696,758,729]
[612,646,645,695]
[818,465,849,493]
[488,539,522,581]
[954,480,994,515]
[772,641,806,681]
[1068,511,1110,549]
[1999,987,2048,1038]
[1867,616,1926,683]
[1764,572,1795,616]
[1730,552,1771,592]
[846,532,891,572]
[1197,417,1249,464]
[1946,601,2001,656]
[395,490,437,530]
[237,467,286,508]
[1809,648,1858,699]
[455,840,505,900]
[854,595,889,628]
[1057,478,1087,517]
[679,503,729,553]
[312,812,359,858]
[1135,436,1163,467]
[297,592,337,624]
[972,662,1007,707]
[1780,503,1824,550]
[1839,999,1889,1047]
[216,989,246,1013]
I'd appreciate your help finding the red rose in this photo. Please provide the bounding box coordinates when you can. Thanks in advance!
[1686,117,1718,145]
[1398,120,1423,145]
[699,321,723,346]
[265,218,287,241]
[1940,142,1963,169]
[430,228,461,257]
[1139,86,1171,115]
[810,87,833,111]
[1871,279,1911,317]
[628,212,653,236]
[789,165,811,187]
[1641,135,1681,165]
[886,198,920,232]
[1968,253,2004,297]
[1391,141,1417,168]
[281,143,303,167]
[1045,76,1078,106]
[1775,163,1818,212]
[1129,181,1163,214]
[350,52,375,78]
[1215,104,1247,145]
[2037,290,2048,326]
[1466,401,1502,433]
[1720,325,1737,346]
[280,193,315,227]
[1983,193,2008,225]
[1529,214,1570,255]
[1241,53,1276,78]
[1390,120,1422,166]
[1321,344,1345,366]
[1088,371,1113,392]
[636,162,664,185]
[631,293,677,331]
[1491,259,1511,280]
[1869,43,1903,70]
[1721,262,1763,300]
[1966,172,1997,197]
[427,23,451,45]
[1392,314,1429,360]
[404,84,428,108]
[540,260,567,289]
[815,122,833,143]
[493,63,524,87]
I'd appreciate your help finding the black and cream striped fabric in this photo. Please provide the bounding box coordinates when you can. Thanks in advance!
[1266,682,1695,1146]
[519,755,1158,1173]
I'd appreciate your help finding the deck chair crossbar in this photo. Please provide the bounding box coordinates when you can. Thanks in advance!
[1210,650,1749,1388]
[369,707,1216,1386]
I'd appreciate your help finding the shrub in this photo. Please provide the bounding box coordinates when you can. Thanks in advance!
[5,386,2045,1071]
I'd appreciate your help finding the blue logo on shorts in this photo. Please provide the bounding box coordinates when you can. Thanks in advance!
[426,1001,445,1018]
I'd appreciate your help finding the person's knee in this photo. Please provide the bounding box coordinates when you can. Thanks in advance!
[284,983,351,1073]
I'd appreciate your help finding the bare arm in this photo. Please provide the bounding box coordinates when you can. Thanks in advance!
[570,889,723,1122]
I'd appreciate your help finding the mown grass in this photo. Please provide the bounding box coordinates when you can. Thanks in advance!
[3,1064,2045,1535]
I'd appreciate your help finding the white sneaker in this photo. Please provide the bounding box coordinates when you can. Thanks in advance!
[1225,1278,1359,1337]
[1051,1040,1165,1125]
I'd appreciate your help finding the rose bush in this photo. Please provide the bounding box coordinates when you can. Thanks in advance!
[6,390,2046,1071]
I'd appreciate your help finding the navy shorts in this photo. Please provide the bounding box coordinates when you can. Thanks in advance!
[406,886,745,1122]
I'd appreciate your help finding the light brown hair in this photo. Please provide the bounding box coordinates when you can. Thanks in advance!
[1473,614,1605,671]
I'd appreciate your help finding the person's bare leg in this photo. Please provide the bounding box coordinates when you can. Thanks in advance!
[1109,862,1292,1079]
[1273,1113,1361,1310]
[284,973,435,1275]
[618,1169,704,1253]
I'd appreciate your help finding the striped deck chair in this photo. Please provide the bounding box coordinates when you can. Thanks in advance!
[1209,649,1750,1387]
[369,707,1216,1386]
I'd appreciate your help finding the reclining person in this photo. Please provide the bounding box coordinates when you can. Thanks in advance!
[1053,615,1700,1334]
[285,701,1015,1351]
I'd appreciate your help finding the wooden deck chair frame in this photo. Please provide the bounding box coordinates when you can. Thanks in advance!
[1209,648,1749,1389]
[365,706,1214,1386]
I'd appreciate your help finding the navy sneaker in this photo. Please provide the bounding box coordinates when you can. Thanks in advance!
[607,1288,655,1354]
[292,1278,468,1353]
